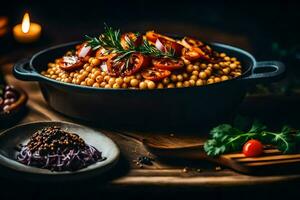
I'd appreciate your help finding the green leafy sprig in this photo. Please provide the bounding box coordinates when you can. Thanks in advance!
[204,120,300,157]
[85,24,176,63]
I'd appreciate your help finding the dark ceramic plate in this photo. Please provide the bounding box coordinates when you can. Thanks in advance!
[0,121,120,181]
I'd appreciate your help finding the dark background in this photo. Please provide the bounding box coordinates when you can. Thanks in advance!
[1,0,300,60]
[1,0,300,94]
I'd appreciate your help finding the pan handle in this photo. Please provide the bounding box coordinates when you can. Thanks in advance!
[13,59,41,81]
[242,61,286,83]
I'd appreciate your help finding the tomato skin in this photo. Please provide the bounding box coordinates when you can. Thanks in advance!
[141,68,171,81]
[152,58,184,70]
[95,48,110,61]
[243,139,264,157]
[145,31,183,55]
[181,37,212,61]
[76,42,92,57]
[121,32,142,50]
[123,53,145,76]
[106,53,146,77]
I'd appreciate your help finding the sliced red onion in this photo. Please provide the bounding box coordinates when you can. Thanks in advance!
[100,62,108,72]
[63,56,79,66]
[155,39,165,52]
[78,45,91,58]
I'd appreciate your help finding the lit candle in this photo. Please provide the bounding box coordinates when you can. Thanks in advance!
[13,12,41,43]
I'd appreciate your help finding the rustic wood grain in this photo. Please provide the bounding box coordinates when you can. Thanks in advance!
[2,63,300,188]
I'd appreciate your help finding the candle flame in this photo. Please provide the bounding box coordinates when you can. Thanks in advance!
[21,12,30,33]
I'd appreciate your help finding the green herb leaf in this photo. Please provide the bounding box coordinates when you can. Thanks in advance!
[204,120,299,157]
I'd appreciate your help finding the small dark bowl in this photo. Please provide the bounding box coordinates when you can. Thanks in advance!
[13,42,285,131]
[0,87,28,126]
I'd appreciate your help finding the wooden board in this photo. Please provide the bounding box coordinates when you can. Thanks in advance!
[119,131,300,174]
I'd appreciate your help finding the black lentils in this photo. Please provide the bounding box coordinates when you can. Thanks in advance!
[27,126,85,156]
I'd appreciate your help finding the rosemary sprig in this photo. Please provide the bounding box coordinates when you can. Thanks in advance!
[139,39,175,58]
[85,24,176,63]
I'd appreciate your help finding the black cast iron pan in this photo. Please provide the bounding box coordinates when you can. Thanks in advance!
[13,41,285,131]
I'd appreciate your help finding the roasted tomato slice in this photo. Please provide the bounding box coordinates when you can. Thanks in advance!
[76,42,92,58]
[106,53,146,76]
[58,56,84,71]
[152,58,184,70]
[95,48,110,61]
[145,31,183,55]
[121,32,142,50]
[180,37,213,61]
[182,47,209,61]
[141,68,171,81]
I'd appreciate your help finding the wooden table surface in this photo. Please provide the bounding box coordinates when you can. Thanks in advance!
[1,63,300,199]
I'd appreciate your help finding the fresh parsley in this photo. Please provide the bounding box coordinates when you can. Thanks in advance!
[204,120,300,157]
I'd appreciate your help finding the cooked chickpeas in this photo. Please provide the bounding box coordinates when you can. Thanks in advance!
[192,70,199,76]
[214,77,221,83]
[193,65,200,71]
[207,78,214,84]
[139,82,147,89]
[115,77,123,85]
[176,82,183,88]
[108,78,116,86]
[177,75,183,82]
[183,81,190,87]
[186,64,194,73]
[96,75,104,83]
[113,83,120,89]
[86,78,95,86]
[189,79,195,86]
[167,83,175,88]
[163,77,170,85]
[43,46,242,89]
[130,79,139,87]
[157,83,164,89]
[170,74,177,82]
[229,63,237,70]
[221,75,229,81]
[93,82,100,87]
[190,75,198,81]
[196,79,204,86]
[199,72,207,79]
[91,58,101,66]
[222,68,231,75]
[147,81,156,89]
[123,76,131,83]
[122,83,128,88]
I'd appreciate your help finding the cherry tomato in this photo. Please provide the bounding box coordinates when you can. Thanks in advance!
[141,68,171,81]
[145,31,183,55]
[121,32,142,50]
[106,53,146,76]
[243,139,264,157]
[152,58,184,70]
[58,56,84,71]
